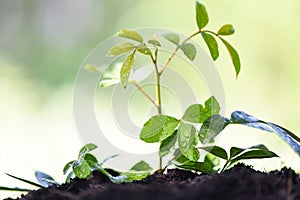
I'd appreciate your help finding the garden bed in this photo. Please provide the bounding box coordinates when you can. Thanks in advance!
[7,164,300,200]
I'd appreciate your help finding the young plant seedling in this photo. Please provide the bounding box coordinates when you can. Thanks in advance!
[85,1,300,176]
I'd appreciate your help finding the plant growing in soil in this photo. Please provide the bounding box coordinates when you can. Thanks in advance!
[87,0,300,175]
[1,1,300,196]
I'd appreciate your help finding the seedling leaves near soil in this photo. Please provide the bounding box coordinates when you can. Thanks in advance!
[130,160,153,171]
[175,160,213,174]
[179,43,197,61]
[230,111,300,156]
[218,24,235,36]
[159,131,177,157]
[79,143,98,158]
[220,38,241,77]
[117,29,143,43]
[199,146,228,160]
[0,186,31,192]
[140,115,179,143]
[120,53,135,88]
[121,161,153,182]
[195,1,209,30]
[161,32,180,45]
[201,32,219,60]
[200,144,278,172]
[5,173,44,188]
[177,122,199,161]
[35,171,59,187]
[107,42,136,57]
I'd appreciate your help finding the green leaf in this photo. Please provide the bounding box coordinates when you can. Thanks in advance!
[63,160,75,175]
[79,143,98,158]
[182,96,220,123]
[199,146,228,160]
[173,149,189,164]
[229,146,245,159]
[148,39,161,46]
[137,44,152,56]
[0,186,31,192]
[175,160,213,174]
[220,38,241,77]
[121,171,150,182]
[218,24,235,36]
[182,104,203,123]
[204,153,220,172]
[199,115,230,144]
[230,111,300,156]
[201,32,219,60]
[117,29,143,43]
[179,43,197,61]
[99,62,121,88]
[5,173,44,188]
[120,53,135,88]
[65,172,74,183]
[195,1,209,30]
[161,32,180,45]
[35,171,56,187]
[130,160,153,171]
[177,122,199,161]
[72,160,91,179]
[107,42,136,57]
[84,153,98,169]
[201,96,220,122]
[231,149,278,163]
[159,131,177,157]
[140,115,179,143]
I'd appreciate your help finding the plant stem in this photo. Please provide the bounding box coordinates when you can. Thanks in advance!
[220,160,230,173]
[159,30,201,75]
[132,81,158,107]
[154,31,201,172]
[150,50,163,172]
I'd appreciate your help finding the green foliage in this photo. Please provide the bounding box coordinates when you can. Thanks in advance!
[120,53,135,88]
[179,43,197,61]
[81,0,300,178]
[201,32,219,60]
[195,1,209,30]
[117,29,143,43]
[107,42,136,56]
[161,32,180,45]
[200,144,278,172]
[140,115,179,143]
[220,38,241,77]
[218,24,235,36]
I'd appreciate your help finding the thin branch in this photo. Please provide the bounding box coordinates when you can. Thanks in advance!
[159,30,201,75]
[132,81,158,107]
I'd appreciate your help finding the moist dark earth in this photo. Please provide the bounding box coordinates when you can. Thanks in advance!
[6,164,300,200]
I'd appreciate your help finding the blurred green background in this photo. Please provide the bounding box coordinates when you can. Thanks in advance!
[1,0,300,198]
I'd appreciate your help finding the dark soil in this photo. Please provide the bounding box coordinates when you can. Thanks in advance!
[6,164,300,200]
